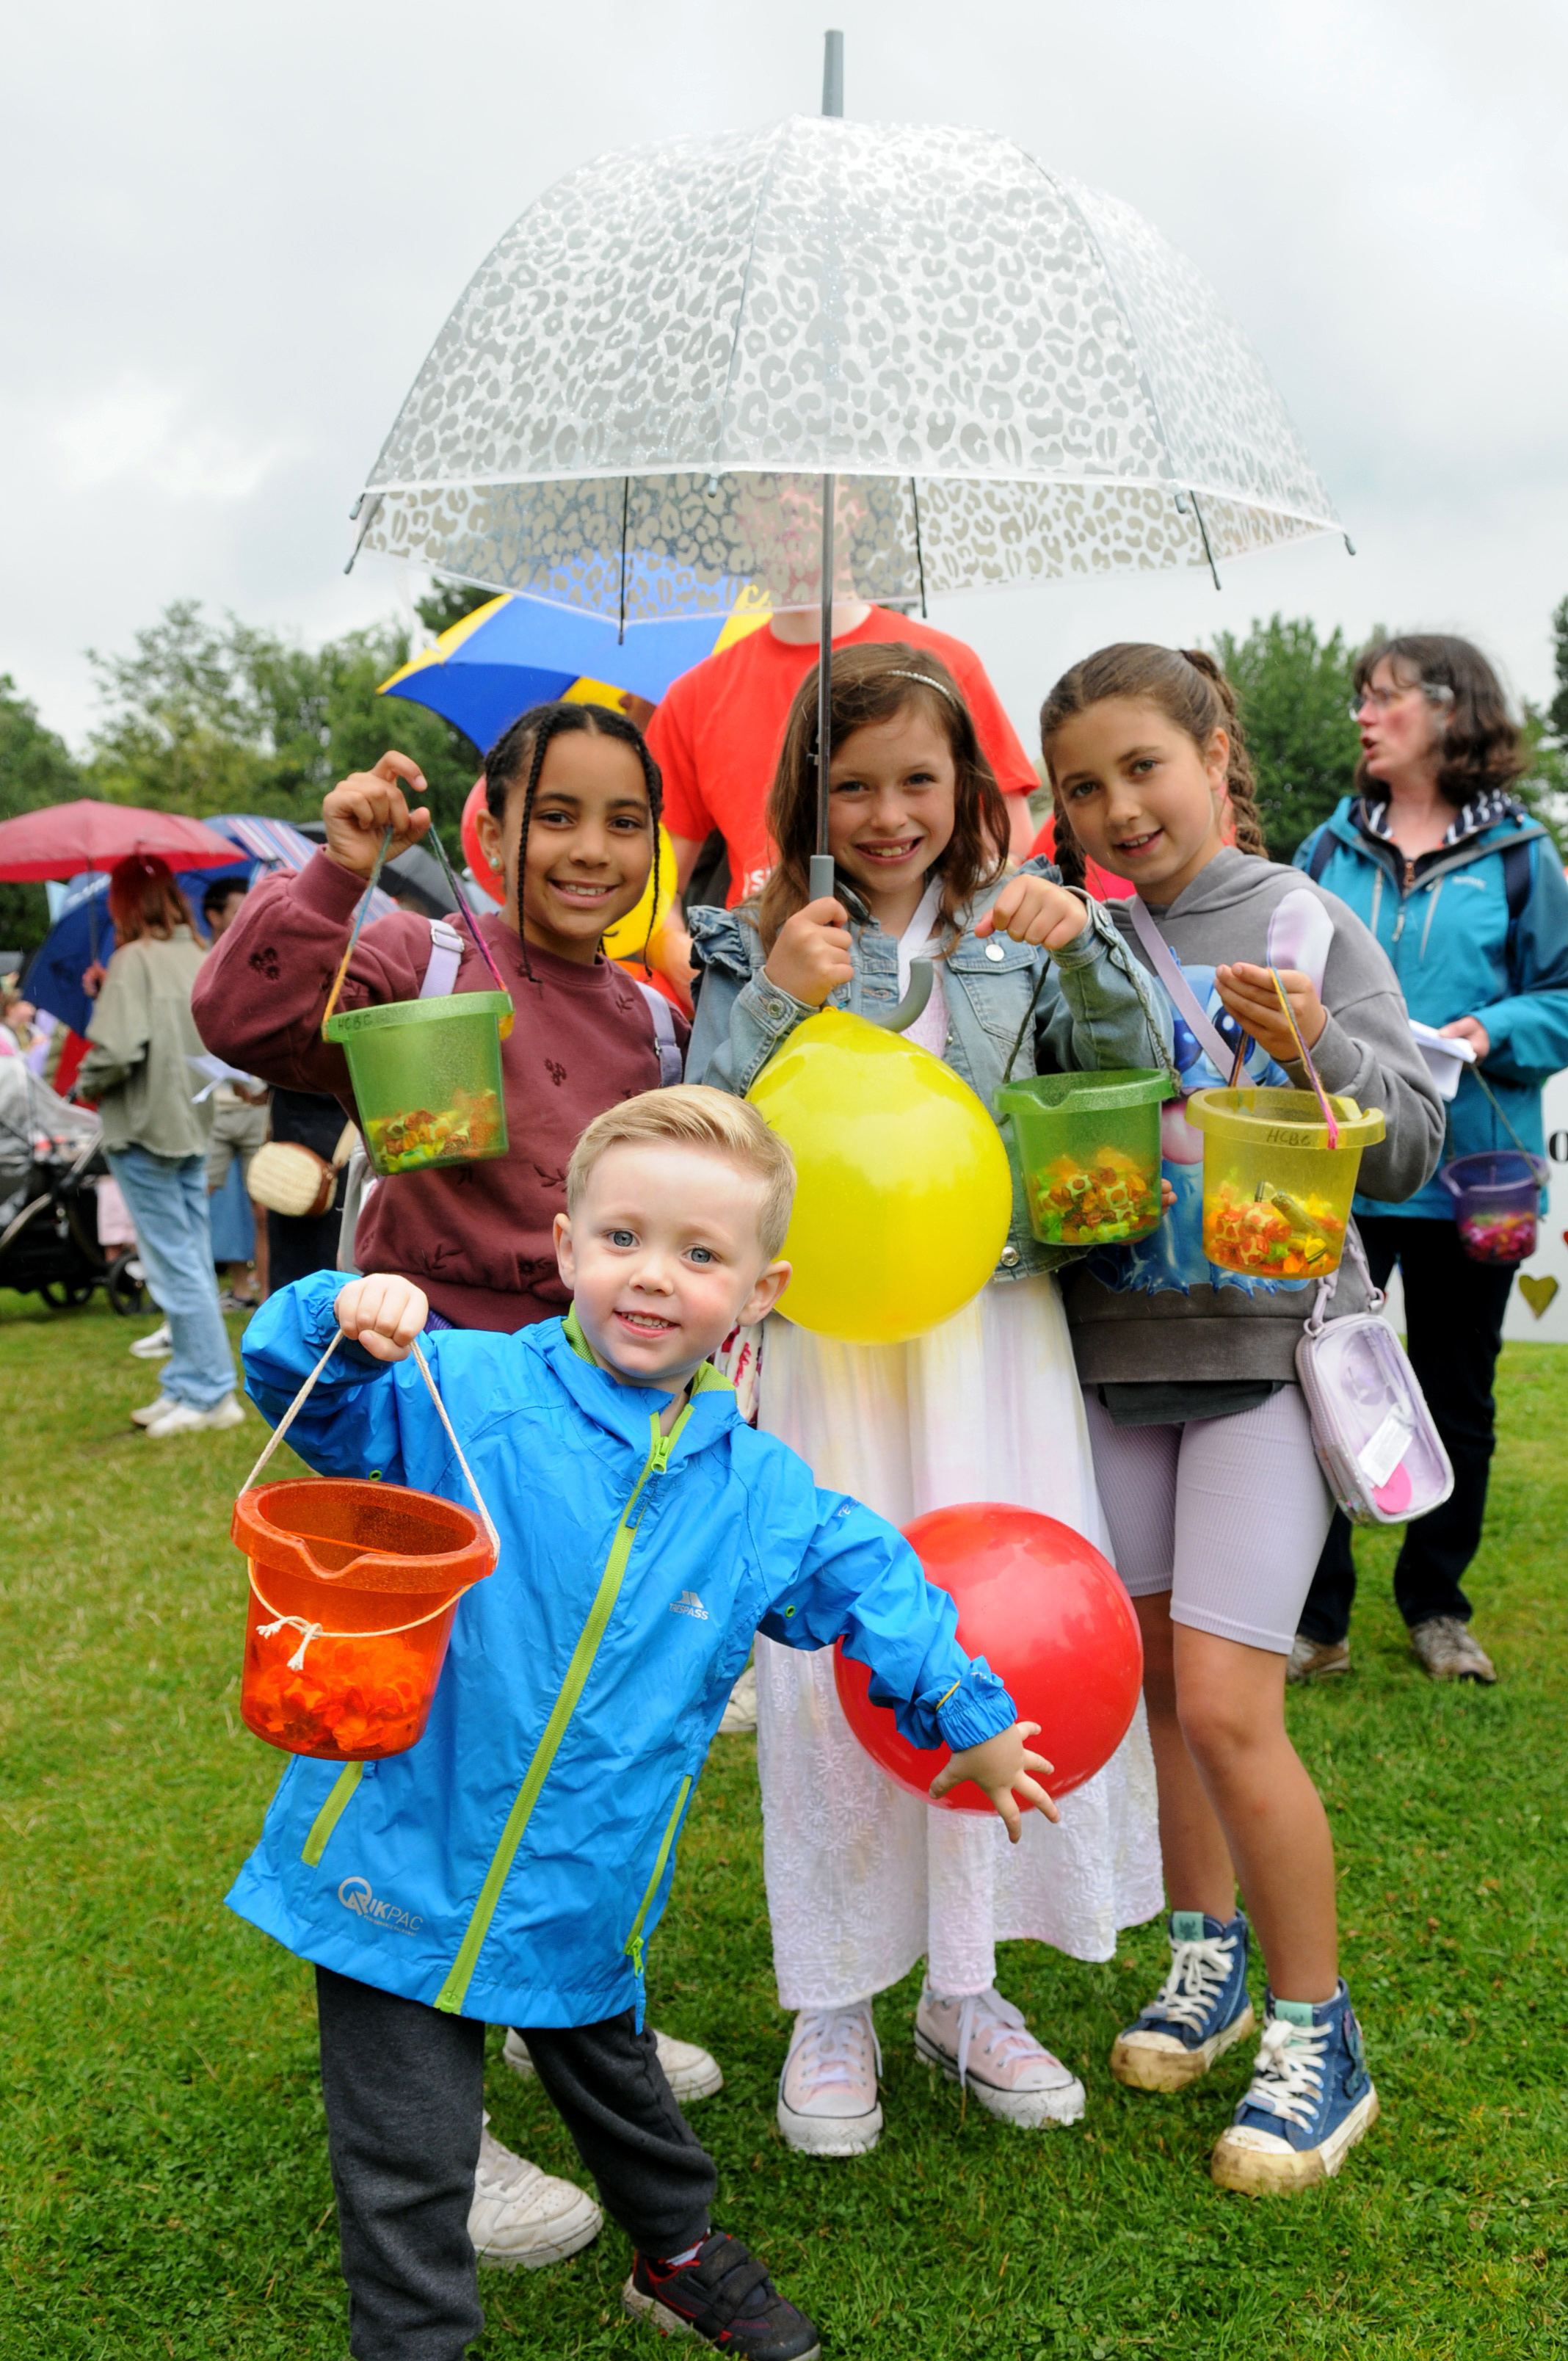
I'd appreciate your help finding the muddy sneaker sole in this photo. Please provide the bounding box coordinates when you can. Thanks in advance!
[622,2274,822,2358]
[913,2027,1085,2127]
[776,2090,882,2155]
[1211,2083,1379,2193]
[1111,1998,1257,2092]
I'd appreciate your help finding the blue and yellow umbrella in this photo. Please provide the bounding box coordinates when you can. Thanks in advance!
[378,590,771,753]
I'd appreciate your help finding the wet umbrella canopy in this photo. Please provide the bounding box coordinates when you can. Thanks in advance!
[349,115,1343,620]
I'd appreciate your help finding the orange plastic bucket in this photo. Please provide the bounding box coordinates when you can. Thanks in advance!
[232,1477,496,1761]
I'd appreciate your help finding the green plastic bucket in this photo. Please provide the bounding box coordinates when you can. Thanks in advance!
[324,993,512,1178]
[995,1069,1173,1247]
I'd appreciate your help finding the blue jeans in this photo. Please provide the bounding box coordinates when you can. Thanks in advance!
[108,1146,237,1410]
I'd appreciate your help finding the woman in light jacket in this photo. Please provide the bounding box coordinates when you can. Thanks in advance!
[78,855,242,1435]
[1294,635,1568,1683]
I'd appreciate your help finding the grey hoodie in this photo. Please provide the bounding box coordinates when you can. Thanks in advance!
[1065,848,1445,1383]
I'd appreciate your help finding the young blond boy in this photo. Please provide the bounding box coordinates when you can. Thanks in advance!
[232,1088,1050,2361]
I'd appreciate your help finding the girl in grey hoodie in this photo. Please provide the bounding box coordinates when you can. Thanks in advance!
[1042,643,1443,2197]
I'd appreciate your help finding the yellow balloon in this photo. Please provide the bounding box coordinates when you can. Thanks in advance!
[602,824,678,960]
[748,1007,1013,1345]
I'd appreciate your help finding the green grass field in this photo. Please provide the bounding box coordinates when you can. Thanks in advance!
[2,1291,1565,2360]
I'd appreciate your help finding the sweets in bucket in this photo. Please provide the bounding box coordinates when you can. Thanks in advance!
[995,1070,1172,1250]
[233,1334,498,1761]
[321,822,515,1180]
[1438,1148,1549,1266]
[1187,1087,1385,1279]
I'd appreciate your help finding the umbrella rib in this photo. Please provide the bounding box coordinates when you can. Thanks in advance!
[1017,148,1186,518]
[714,120,791,471]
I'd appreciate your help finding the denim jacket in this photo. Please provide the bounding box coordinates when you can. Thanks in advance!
[686,858,1174,1283]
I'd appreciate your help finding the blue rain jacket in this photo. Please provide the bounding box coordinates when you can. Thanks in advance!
[228,1274,1015,2028]
[1296,799,1568,1216]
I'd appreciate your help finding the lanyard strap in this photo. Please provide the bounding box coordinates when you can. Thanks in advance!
[1123,894,1235,1078]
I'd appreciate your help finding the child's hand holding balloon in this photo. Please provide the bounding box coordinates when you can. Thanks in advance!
[324,752,433,880]
[974,874,1089,951]
[335,1274,430,1363]
[929,1719,1059,1841]
[763,896,857,1008]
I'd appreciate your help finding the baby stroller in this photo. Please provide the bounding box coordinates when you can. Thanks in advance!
[0,1059,146,1313]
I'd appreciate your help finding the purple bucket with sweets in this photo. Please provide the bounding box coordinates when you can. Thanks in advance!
[1437,1148,1550,1267]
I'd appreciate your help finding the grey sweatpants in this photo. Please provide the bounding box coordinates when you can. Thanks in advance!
[316,1966,716,2361]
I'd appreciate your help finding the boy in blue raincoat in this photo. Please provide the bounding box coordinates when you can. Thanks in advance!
[232,1086,1050,2361]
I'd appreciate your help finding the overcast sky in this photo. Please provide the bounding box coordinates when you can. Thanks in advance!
[5,0,1566,758]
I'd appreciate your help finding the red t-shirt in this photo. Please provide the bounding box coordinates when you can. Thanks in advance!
[646,608,1038,905]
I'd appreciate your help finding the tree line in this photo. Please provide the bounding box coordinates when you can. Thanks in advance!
[4,591,1567,960]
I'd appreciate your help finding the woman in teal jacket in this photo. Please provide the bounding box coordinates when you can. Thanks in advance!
[1293,634,1568,1684]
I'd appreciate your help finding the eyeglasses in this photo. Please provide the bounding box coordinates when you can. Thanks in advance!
[1346,682,1454,722]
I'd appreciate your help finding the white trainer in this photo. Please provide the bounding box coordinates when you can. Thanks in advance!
[777,2004,883,2156]
[718,1661,758,1733]
[131,1397,177,1428]
[915,1985,1086,2128]
[128,1324,172,1359]
[144,1395,245,1437]
[504,2025,722,2104]
[468,2117,602,2268]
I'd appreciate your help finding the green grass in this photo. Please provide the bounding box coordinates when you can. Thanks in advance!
[1,1291,1565,2360]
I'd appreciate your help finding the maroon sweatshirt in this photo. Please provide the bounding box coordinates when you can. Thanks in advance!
[192,852,687,1331]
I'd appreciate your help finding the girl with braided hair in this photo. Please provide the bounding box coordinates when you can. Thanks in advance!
[1040,642,1444,2193]
[194,703,717,2260]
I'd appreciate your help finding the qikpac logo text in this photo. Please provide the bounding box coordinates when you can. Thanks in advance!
[337,1876,424,1934]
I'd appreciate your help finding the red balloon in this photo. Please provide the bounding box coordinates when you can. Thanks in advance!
[462,777,504,903]
[833,1502,1142,1812]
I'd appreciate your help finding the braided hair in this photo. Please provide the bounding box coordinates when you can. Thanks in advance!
[1039,644,1267,885]
[483,699,664,983]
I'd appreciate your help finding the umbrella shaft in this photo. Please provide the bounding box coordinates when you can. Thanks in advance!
[816,470,836,860]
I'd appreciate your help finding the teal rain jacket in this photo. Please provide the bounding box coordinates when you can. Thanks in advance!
[1296,797,1568,1217]
[228,1273,1016,2028]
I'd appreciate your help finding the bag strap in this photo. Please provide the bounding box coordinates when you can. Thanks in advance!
[636,980,684,1086]
[1304,829,1337,884]
[1502,836,1533,979]
[1302,1221,1385,1338]
[238,1327,500,1561]
[420,918,465,1001]
[1124,894,1236,1078]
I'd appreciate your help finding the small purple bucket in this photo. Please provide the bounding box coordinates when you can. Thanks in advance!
[1437,1149,1549,1267]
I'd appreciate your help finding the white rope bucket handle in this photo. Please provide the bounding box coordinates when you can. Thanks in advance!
[239,1325,501,1564]
[249,1567,466,1671]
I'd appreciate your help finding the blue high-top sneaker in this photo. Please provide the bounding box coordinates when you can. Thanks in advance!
[1211,1981,1379,2192]
[1111,1910,1255,2092]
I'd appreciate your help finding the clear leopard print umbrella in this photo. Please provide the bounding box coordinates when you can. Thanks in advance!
[349,114,1345,623]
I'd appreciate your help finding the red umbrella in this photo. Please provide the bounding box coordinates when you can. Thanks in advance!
[0,799,242,882]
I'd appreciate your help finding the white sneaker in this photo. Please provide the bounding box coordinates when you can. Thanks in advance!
[468,2117,602,2268]
[915,1985,1086,2128]
[131,1397,177,1428]
[144,1394,245,1437]
[777,2004,882,2156]
[504,2025,722,2104]
[128,1324,172,1359]
[718,1661,758,1734]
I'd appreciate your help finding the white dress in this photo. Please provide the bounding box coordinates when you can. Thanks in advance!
[753,897,1164,2009]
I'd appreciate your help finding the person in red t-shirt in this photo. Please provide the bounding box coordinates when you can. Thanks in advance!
[647,603,1039,913]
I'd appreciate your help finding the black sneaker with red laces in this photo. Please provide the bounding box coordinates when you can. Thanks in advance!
[622,2230,821,2358]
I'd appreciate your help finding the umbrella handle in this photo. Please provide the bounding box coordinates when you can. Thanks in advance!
[807,855,933,1034]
